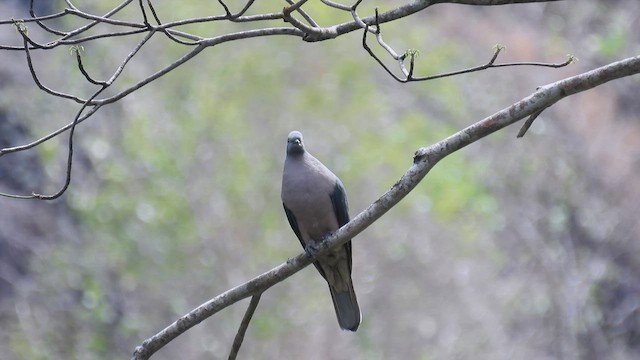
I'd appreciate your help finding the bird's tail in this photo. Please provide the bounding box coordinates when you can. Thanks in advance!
[328,278,361,331]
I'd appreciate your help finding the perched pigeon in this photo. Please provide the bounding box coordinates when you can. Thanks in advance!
[281,130,361,331]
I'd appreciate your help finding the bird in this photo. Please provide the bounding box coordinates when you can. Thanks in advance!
[281,130,361,331]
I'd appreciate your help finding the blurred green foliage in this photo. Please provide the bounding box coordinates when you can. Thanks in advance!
[597,26,627,59]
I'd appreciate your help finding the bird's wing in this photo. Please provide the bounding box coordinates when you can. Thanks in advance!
[329,180,352,273]
[283,203,303,248]
[330,180,350,227]
[283,203,327,280]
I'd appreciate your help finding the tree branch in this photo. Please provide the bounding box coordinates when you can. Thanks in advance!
[227,294,262,360]
[131,55,640,360]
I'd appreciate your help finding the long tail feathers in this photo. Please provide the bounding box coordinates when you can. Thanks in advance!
[328,280,361,331]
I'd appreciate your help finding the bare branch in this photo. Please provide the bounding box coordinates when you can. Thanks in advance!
[12,24,88,102]
[285,0,318,27]
[282,5,323,37]
[408,52,576,81]
[227,294,262,360]
[220,0,258,20]
[516,106,547,138]
[140,0,200,46]
[350,1,572,81]
[284,0,310,15]
[0,105,102,158]
[130,55,640,360]
[64,7,146,29]
[363,30,574,82]
[64,0,78,11]
[72,46,107,85]
[59,0,136,43]
[28,0,67,36]
[0,86,106,200]
[30,88,106,200]
[93,27,303,106]
[320,0,352,12]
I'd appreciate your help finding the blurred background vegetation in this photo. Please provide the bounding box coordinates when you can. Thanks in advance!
[0,0,639,359]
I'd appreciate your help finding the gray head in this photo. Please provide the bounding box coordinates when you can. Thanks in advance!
[286,131,305,155]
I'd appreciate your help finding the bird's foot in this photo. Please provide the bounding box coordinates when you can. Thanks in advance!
[305,234,332,259]
[304,242,321,259]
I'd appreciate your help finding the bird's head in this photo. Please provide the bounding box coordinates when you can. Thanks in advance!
[286,130,305,155]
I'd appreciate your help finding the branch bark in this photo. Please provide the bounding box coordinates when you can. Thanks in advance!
[131,55,640,360]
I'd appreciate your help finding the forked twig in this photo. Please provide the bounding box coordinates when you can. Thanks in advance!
[361,8,575,82]
[72,46,107,85]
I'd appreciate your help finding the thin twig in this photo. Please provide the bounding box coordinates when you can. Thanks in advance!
[283,0,310,16]
[353,1,572,82]
[409,52,575,82]
[218,0,261,22]
[73,46,107,85]
[371,9,402,61]
[227,294,262,360]
[517,106,547,138]
[0,105,102,157]
[320,0,351,11]
[29,0,67,36]
[96,27,303,104]
[0,88,106,200]
[144,0,201,46]
[285,0,318,27]
[30,88,106,200]
[0,11,66,24]
[65,0,79,11]
[13,25,89,102]
[363,28,573,82]
[282,6,322,38]
[58,0,136,42]
[0,29,155,149]
[138,0,150,26]
[63,8,146,29]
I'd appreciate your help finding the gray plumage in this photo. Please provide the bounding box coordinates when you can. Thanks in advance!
[281,130,361,332]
